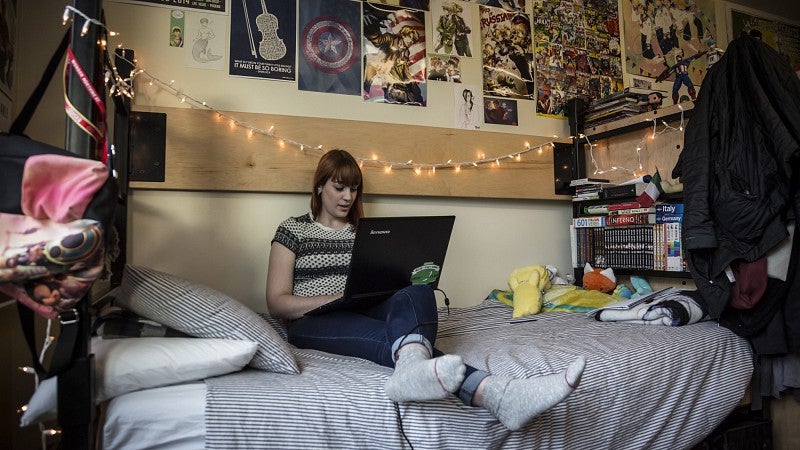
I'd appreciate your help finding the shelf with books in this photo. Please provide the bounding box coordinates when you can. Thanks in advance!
[584,102,694,141]
[570,195,690,284]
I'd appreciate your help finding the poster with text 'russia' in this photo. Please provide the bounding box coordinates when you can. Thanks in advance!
[229,0,297,81]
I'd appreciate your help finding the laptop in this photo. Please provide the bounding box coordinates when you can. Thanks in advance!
[304,215,455,316]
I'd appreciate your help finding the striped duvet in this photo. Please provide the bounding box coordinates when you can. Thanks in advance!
[205,298,753,449]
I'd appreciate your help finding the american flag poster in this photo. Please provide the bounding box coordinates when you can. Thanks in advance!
[298,0,362,95]
[362,2,427,106]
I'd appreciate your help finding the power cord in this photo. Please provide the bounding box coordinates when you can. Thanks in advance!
[393,321,439,449]
[434,288,450,315]
[394,402,415,450]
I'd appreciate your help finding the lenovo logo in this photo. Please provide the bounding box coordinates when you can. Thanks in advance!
[370,229,390,235]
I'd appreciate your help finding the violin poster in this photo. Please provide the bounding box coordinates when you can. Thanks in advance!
[229,0,297,81]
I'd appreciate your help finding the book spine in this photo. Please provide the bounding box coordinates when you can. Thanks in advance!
[655,213,684,223]
[655,203,684,214]
[665,222,683,271]
[608,207,656,215]
[605,213,655,226]
[603,183,646,199]
[607,201,642,211]
[570,225,578,269]
[573,216,606,228]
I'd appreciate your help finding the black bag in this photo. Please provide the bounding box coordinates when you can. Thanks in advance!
[1,29,117,378]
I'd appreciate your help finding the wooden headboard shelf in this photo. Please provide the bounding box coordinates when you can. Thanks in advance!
[129,106,571,200]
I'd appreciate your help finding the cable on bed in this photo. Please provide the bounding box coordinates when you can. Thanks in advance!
[434,288,450,315]
[391,321,441,449]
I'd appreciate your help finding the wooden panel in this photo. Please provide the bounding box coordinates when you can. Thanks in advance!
[128,106,572,200]
[582,103,692,185]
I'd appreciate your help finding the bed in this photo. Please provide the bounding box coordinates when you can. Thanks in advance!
[54,265,755,450]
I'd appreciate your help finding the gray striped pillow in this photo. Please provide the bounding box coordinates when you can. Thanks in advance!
[116,265,299,374]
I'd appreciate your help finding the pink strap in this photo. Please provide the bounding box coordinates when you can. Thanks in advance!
[22,154,108,222]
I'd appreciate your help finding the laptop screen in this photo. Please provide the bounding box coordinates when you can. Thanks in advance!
[343,215,456,300]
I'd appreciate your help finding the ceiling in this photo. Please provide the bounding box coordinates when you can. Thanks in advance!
[727,0,800,23]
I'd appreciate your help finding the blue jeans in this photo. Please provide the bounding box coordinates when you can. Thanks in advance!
[288,285,489,405]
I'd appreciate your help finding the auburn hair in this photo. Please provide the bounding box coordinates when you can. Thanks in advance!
[310,149,364,226]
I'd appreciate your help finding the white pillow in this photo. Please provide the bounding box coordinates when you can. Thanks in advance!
[20,336,257,427]
[116,265,299,374]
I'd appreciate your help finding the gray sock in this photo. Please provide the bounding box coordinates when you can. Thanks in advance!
[384,345,466,402]
[483,356,586,430]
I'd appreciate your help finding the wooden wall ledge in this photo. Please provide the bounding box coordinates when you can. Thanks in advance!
[129,106,570,201]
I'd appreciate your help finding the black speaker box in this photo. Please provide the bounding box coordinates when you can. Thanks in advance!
[129,111,167,182]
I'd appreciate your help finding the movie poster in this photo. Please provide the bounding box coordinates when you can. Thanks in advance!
[298,0,361,95]
[480,5,535,100]
[431,1,475,58]
[229,0,296,81]
[483,97,518,125]
[730,9,800,74]
[533,0,623,117]
[362,2,427,106]
[622,0,717,90]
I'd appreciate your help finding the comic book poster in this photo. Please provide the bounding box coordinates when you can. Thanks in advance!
[730,9,800,74]
[460,0,524,10]
[431,1,475,58]
[362,2,427,106]
[533,0,623,118]
[622,0,717,103]
[229,0,297,81]
[428,54,462,82]
[298,0,361,95]
[480,6,535,100]
[368,0,430,10]
[483,97,518,125]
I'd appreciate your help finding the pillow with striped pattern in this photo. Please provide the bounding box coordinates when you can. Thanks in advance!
[116,265,299,374]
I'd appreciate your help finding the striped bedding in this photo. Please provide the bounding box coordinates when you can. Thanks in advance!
[204,298,753,450]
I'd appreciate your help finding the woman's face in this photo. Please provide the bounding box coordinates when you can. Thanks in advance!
[318,178,358,224]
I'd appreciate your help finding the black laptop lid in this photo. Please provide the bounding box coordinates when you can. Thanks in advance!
[342,215,456,301]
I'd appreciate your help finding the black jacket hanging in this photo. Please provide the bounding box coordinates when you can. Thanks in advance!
[673,34,800,325]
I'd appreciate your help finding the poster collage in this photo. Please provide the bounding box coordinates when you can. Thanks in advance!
[83,1,800,132]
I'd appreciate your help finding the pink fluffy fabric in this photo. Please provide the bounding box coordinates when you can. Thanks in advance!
[21,154,108,222]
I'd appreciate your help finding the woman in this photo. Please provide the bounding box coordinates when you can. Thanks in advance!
[266,149,585,431]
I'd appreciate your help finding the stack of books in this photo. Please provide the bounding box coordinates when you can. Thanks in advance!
[584,88,651,128]
[570,177,612,202]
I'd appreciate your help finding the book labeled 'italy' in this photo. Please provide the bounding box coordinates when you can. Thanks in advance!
[655,203,684,214]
